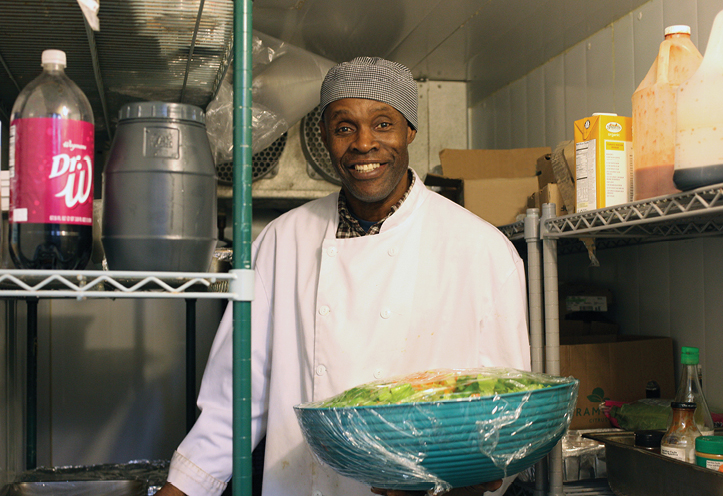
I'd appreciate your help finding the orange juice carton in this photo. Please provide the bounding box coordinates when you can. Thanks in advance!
[574,113,633,213]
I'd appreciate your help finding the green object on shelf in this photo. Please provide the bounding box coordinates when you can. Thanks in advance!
[609,399,672,431]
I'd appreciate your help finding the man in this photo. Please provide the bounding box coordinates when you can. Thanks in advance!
[158,57,530,496]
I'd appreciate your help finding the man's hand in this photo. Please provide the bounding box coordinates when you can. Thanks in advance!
[154,482,187,496]
[371,479,503,495]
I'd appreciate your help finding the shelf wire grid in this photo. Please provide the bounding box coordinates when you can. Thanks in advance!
[0,270,236,299]
[542,185,723,239]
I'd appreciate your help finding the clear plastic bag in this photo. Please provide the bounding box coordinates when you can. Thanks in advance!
[205,30,336,163]
[295,367,579,494]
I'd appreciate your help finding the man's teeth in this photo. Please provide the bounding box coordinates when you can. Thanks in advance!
[354,163,381,172]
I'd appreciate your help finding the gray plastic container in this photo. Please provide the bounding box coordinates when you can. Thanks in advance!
[102,102,217,272]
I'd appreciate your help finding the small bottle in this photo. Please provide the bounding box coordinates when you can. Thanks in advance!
[674,346,715,435]
[661,402,701,463]
[9,49,95,270]
[634,429,665,453]
[646,380,661,398]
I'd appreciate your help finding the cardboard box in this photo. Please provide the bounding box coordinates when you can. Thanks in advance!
[560,336,675,430]
[439,147,550,180]
[536,153,556,189]
[574,114,633,212]
[428,147,550,226]
[560,319,619,344]
[527,183,569,217]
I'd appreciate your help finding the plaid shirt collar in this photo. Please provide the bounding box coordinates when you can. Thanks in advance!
[336,169,415,238]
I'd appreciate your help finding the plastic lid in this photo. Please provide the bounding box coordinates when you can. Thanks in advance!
[681,346,700,365]
[634,430,665,448]
[665,25,691,36]
[118,101,206,124]
[671,401,697,409]
[696,436,723,455]
[592,113,617,116]
[42,49,66,67]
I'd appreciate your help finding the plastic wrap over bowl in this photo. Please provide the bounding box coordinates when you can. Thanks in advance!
[294,368,579,494]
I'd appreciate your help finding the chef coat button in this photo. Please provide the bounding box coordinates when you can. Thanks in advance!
[316,365,326,376]
[381,309,392,319]
[313,491,323,496]
[319,305,330,316]
[388,246,398,256]
[327,246,337,257]
[374,368,384,379]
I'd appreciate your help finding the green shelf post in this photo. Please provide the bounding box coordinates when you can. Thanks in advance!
[233,0,253,495]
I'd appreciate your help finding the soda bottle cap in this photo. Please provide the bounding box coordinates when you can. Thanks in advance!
[681,346,700,365]
[665,25,691,36]
[42,50,67,67]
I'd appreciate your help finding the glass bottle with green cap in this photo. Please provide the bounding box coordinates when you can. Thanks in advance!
[674,346,715,435]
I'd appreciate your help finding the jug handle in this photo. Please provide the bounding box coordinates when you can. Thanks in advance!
[656,41,671,84]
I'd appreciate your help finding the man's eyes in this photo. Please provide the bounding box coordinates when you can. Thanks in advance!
[333,121,392,134]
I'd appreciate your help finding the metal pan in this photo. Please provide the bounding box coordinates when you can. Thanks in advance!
[1,480,146,496]
[585,430,723,496]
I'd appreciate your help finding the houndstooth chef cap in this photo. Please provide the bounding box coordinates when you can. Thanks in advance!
[319,57,418,131]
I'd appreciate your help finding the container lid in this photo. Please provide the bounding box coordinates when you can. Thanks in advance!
[671,401,697,409]
[118,101,206,124]
[681,346,700,365]
[696,436,723,455]
[634,429,665,448]
[592,112,617,116]
[42,49,66,67]
[665,25,691,36]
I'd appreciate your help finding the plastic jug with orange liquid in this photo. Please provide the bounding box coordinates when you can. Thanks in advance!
[674,10,723,191]
[632,25,702,200]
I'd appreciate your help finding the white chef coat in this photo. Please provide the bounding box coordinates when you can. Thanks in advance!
[167,169,531,496]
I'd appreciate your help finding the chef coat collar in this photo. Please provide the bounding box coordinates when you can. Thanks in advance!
[336,169,416,238]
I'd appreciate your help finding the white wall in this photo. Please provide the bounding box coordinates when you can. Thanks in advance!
[470,0,723,150]
[467,0,723,412]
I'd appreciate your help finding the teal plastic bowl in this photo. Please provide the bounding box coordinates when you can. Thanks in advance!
[294,379,578,491]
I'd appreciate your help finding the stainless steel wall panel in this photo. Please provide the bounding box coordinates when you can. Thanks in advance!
[544,56,568,148]
[386,0,482,80]
[468,99,496,149]
[47,299,224,466]
[410,83,431,173]
[509,78,528,149]
[493,86,512,149]
[564,43,587,126]
[613,13,636,117]
[701,237,723,413]
[632,0,665,87]
[253,0,443,68]
[585,27,615,115]
[526,67,546,148]
[427,82,467,166]
[637,243,672,339]
[668,239,707,378]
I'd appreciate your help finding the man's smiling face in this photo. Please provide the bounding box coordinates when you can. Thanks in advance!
[320,98,416,218]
